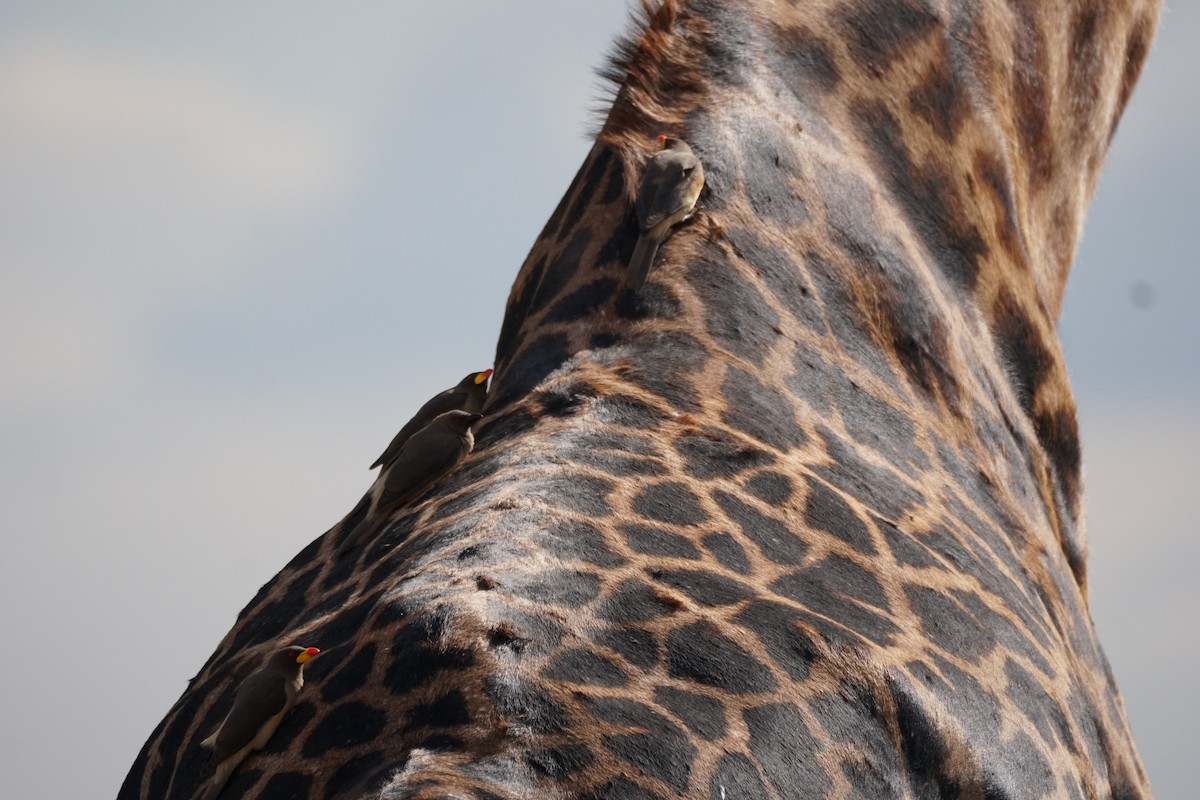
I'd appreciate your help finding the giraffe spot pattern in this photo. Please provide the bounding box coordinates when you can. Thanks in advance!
[665,621,777,693]
[122,1,1157,796]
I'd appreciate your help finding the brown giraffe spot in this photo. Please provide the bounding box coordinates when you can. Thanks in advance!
[769,22,842,93]
[908,37,970,143]
[838,0,940,79]
[851,99,988,291]
[1011,1,1055,188]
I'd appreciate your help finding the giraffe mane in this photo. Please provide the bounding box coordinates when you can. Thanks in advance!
[591,1,706,197]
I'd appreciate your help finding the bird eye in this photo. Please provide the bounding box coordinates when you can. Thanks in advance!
[682,167,693,176]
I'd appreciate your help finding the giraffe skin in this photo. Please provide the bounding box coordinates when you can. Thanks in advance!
[119,1,1160,798]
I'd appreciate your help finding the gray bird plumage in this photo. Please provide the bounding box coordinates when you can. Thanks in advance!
[369,369,491,470]
[625,135,705,292]
[336,409,481,557]
[198,645,318,800]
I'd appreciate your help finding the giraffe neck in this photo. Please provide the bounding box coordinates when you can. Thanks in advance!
[493,0,1159,590]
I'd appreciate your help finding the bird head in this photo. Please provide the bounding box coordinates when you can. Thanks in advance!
[271,646,320,671]
[454,368,493,391]
[454,369,493,405]
[656,133,670,149]
[435,409,483,434]
[295,647,320,664]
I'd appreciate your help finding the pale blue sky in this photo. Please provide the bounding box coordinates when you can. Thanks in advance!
[0,3,1194,798]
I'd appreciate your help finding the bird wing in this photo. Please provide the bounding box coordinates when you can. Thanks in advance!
[370,391,463,469]
[637,152,701,231]
[377,433,469,510]
[209,670,288,762]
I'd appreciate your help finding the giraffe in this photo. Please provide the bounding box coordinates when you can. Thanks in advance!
[119,0,1160,797]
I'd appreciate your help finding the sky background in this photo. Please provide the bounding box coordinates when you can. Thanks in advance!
[0,3,1194,798]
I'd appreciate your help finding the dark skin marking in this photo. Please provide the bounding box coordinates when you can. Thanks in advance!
[622,331,708,410]
[838,0,940,79]
[614,280,684,321]
[493,252,546,368]
[786,346,838,415]
[563,146,614,242]
[583,695,697,792]
[1010,3,1055,187]
[1067,4,1105,149]
[713,490,809,565]
[542,648,630,688]
[537,519,628,569]
[526,474,614,516]
[592,393,671,428]
[991,288,1052,413]
[649,567,756,607]
[718,229,819,325]
[573,776,666,800]
[812,428,923,520]
[514,569,602,607]
[618,523,703,560]
[888,671,972,796]
[323,752,386,800]
[1035,405,1084,535]
[1003,658,1075,752]
[531,227,593,315]
[228,567,313,653]
[407,691,472,729]
[545,278,622,324]
[666,621,777,693]
[600,579,681,624]
[851,99,988,290]
[694,0,761,88]
[744,702,830,797]
[708,753,769,799]
[384,622,476,696]
[952,588,1052,674]
[803,481,876,555]
[837,377,928,471]
[733,599,820,681]
[527,744,596,780]
[879,516,941,569]
[720,366,806,449]
[907,37,968,143]
[488,332,573,411]
[632,481,709,526]
[595,625,661,670]
[483,674,568,734]
[805,252,898,384]
[689,257,782,367]
[973,149,1026,263]
[904,584,997,662]
[674,426,776,479]
[769,22,842,93]
[537,382,596,417]
[770,555,896,626]
[700,531,752,574]
[744,470,794,505]
[654,686,728,742]
[578,450,668,478]
[320,643,377,703]
[263,701,317,756]
[300,701,387,757]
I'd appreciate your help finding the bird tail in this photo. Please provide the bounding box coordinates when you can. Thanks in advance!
[625,234,661,292]
[333,493,375,558]
[198,761,235,800]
